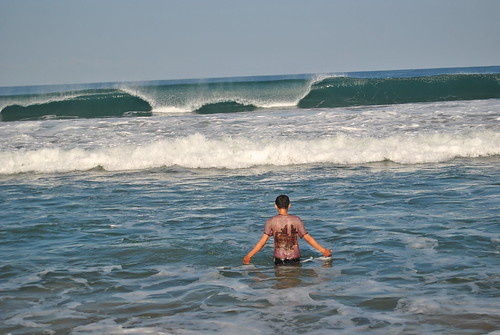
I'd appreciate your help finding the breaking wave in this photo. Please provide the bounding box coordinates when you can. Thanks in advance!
[299,74,500,108]
[0,89,152,121]
[1,131,498,174]
[1,67,498,121]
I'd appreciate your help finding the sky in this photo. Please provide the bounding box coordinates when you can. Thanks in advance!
[1,0,499,87]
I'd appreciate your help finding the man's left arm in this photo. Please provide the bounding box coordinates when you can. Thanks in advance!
[303,233,331,257]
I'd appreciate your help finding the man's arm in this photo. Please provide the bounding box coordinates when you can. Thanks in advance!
[303,233,331,257]
[243,234,270,264]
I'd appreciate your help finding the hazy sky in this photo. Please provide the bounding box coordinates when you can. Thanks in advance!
[1,0,499,86]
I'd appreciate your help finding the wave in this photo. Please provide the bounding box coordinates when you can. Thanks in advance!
[1,68,499,121]
[195,101,258,114]
[0,89,152,121]
[1,131,498,174]
[130,78,311,114]
[136,72,500,114]
[299,74,500,108]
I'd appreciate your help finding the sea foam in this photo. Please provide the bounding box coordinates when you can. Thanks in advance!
[1,131,498,174]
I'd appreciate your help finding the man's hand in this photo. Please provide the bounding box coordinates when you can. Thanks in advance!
[322,249,332,257]
[243,255,251,264]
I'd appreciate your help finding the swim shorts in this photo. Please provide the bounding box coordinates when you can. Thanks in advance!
[274,257,300,266]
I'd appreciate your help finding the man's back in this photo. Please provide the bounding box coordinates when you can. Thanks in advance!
[265,214,307,259]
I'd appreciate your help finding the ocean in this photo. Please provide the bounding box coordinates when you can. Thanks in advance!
[1,66,499,334]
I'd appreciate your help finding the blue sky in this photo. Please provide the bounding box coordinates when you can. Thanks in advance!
[1,0,499,86]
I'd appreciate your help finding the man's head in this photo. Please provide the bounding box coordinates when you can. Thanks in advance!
[275,194,290,209]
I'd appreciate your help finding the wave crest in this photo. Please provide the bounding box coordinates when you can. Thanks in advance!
[299,74,500,108]
[0,90,152,121]
[1,132,498,174]
[2,70,499,119]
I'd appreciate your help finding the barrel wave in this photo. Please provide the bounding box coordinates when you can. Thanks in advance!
[0,89,152,121]
[1,67,499,120]
[299,74,500,108]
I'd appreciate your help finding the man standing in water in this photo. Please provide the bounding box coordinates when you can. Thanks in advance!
[243,195,331,265]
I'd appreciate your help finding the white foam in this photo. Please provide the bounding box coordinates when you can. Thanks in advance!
[396,297,443,314]
[70,319,170,334]
[396,295,500,316]
[153,105,191,114]
[1,98,498,174]
[0,130,498,174]
[400,236,439,250]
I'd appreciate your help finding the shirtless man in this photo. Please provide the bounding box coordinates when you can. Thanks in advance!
[243,195,331,265]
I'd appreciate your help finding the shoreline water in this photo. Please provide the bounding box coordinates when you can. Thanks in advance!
[1,157,499,334]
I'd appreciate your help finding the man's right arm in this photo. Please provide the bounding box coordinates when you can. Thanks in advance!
[243,233,270,264]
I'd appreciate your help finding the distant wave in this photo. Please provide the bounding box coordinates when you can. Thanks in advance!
[1,68,499,121]
[194,101,258,114]
[131,78,312,115]
[0,89,152,121]
[299,74,500,108]
[1,131,498,174]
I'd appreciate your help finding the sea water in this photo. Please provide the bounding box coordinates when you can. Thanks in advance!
[0,67,499,334]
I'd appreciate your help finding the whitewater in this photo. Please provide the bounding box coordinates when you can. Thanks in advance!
[1,98,499,174]
[1,66,499,335]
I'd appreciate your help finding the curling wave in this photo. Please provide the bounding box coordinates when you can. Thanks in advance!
[299,74,500,108]
[0,89,152,121]
[2,67,498,120]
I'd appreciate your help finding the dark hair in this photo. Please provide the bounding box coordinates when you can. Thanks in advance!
[275,194,290,209]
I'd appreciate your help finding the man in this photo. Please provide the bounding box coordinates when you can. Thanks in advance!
[243,195,331,265]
